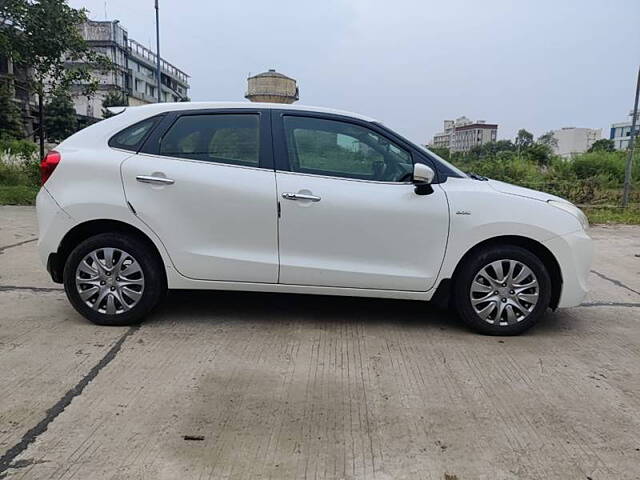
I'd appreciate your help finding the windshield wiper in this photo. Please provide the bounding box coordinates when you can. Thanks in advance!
[467,172,488,181]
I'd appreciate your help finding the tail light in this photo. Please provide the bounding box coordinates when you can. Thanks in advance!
[40,150,61,185]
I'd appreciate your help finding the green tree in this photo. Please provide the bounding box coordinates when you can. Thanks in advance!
[526,142,553,168]
[538,131,558,149]
[469,140,515,159]
[588,138,615,153]
[45,89,77,142]
[428,146,450,160]
[101,90,128,118]
[0,80,24,139]
[515,129,534,150]
[0,0,111,158]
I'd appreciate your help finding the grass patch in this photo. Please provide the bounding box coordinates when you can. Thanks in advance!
[583,206,640,225]
[0,185,39,205]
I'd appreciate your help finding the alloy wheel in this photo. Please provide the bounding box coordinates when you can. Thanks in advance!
[75,248,145,315]
[469,259,539,325]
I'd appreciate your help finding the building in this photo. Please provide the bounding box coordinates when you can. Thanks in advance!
[69,20,190,120]
[245,69,298,104]
[549,127,601,158]
[431,116,498,152]
[610,110,640,150]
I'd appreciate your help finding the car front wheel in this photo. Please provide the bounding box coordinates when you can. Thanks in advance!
[63,233,165,326]
[454,245,552,335]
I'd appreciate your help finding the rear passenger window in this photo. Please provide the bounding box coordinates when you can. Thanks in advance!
[159,114,259,167]
[109,115,162,151]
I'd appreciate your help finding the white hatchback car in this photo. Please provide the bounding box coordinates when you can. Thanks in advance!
[36,102,592,334]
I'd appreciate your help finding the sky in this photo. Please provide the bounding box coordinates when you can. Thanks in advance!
[69,0,640,145]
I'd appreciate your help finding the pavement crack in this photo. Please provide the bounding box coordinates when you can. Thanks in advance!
[0,238,37,254]
[0,325,139,475]
[0,285,63,293]
[580,301,640,308]
[591,270,640,297]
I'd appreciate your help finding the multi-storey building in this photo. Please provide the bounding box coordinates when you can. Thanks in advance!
[548,127,601,158]
[610,111,640,150]
[431,116,498,153]
[69,20,190,120]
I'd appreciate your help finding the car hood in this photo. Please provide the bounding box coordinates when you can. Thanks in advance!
[487,179,568,204]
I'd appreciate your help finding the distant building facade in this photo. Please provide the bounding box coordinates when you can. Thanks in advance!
[549,127,601,158]
[245,69,299,104]
[431,116,498,153]
[69,20,190,120]
[610,111,640,150]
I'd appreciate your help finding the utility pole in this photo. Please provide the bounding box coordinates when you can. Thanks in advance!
[623,65,640,208]
[155,0,162,103]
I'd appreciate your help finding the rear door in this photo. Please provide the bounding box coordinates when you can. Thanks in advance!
[120,109,279,283]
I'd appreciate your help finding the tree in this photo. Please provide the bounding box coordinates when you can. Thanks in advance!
[428,146,450,160]
[101,90,128,118]
[469,140,515,159]
[538,131,558,149]
[45,89,77,142]
[588,138,615,153]
[515,129,534,150]
[0,0,111,158]
[526,143,553,168]
[0,80,24,139]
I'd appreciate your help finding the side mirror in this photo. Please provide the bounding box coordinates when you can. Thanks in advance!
[413,163,435,195]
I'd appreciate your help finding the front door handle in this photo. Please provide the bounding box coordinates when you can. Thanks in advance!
[282,192,321,202]
[136,175,175,185]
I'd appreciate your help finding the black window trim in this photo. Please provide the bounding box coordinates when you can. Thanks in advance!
[271,109,448,184]
[139,108,274,170]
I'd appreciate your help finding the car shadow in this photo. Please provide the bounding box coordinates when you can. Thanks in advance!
[149,289,464,331]
[143,289,568,336]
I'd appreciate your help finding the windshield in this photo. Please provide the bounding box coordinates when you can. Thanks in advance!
[418,145,468,178]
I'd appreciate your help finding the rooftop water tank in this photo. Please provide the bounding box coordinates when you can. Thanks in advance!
[245,69,299,104]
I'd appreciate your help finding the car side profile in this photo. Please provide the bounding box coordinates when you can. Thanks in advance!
[36,102,592,335]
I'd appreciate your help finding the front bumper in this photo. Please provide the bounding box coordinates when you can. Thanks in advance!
[543,228,593,308]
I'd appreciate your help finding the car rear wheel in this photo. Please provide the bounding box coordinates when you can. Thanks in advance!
[453,245,551,335]
[63,233,165,326]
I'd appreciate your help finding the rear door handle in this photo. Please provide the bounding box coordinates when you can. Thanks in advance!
[136,175,174,185]
[282,192,321,202]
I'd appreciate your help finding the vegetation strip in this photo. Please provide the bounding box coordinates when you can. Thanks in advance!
[0,326,139,475]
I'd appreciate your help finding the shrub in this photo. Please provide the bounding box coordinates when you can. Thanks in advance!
[0,137,38,162]
[569,151,634,183]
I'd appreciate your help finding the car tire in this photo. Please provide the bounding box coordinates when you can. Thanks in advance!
[453,245,551,335]
[63,233,165,326]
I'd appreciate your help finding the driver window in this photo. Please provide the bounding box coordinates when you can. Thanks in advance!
[283,116,412,182]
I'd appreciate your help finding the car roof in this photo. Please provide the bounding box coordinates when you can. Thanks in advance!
[109,101,378,123]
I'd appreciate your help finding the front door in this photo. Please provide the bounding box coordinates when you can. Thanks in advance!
[274,113,449,291]
[121,110,279,283]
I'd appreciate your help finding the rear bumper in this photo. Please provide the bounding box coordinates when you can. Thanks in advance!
[36,187,74,282]
[543,229,593,308]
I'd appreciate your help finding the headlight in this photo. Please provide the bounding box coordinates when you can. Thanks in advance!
[548,200,589,230]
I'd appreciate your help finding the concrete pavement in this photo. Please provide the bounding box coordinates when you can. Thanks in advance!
[0,206,639,479]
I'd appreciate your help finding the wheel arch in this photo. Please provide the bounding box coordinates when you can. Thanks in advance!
[439,235,563,310]
[48,219,167,287]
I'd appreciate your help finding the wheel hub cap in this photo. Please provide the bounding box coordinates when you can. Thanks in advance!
[75,248,145,315]
[469,259,539,326]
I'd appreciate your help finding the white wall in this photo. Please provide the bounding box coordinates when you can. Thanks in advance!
[551,128,601,158]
